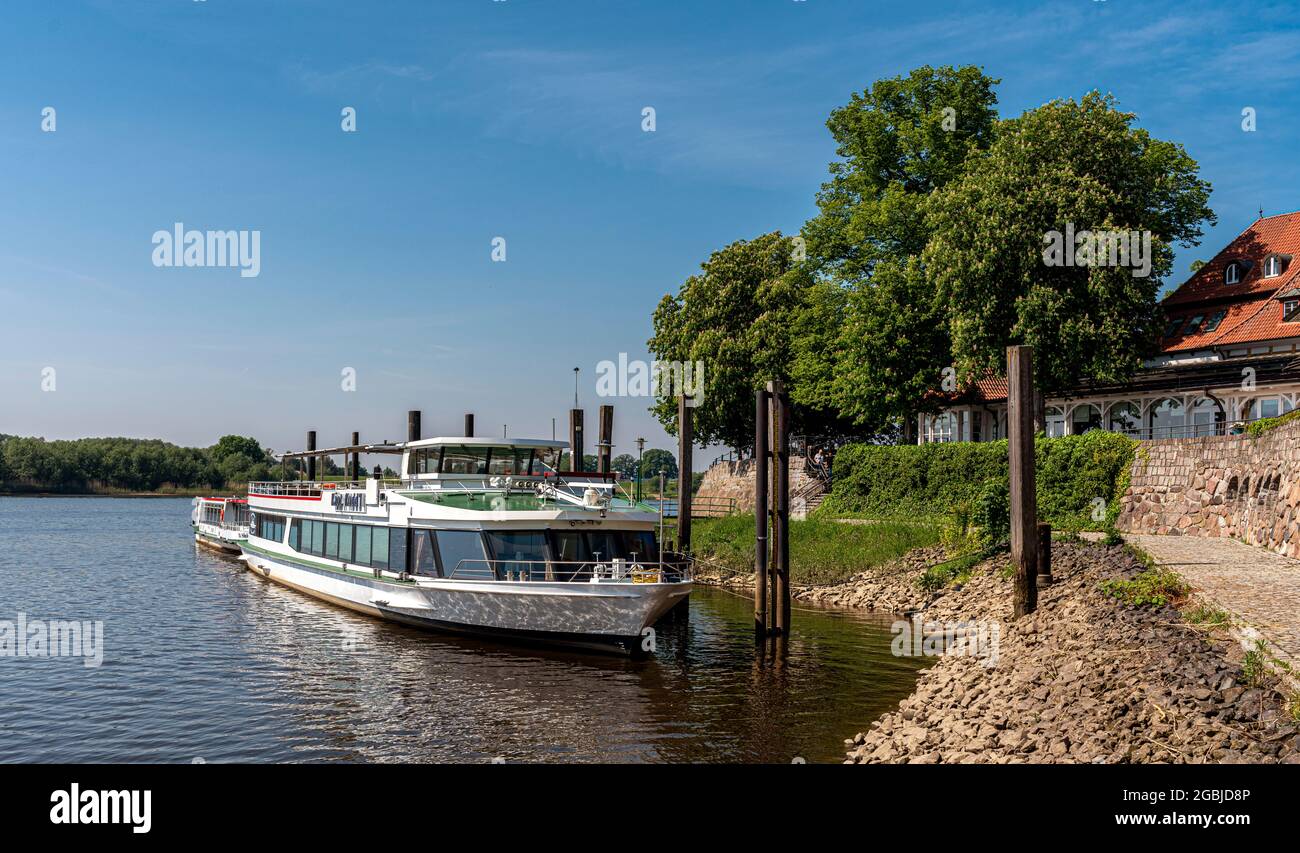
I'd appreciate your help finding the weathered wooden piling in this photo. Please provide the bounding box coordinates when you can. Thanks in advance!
[597,404,614,474]
[569,409,585,471]
[350,431,360,481]
[1037,522,1053,587]
[754,382,791,640]
[754,387,769,639]
[408,410,421,443]
[464,413,474,438]
[771,380,790,635]
[1008,346,1039,617]
[677,396,693,554]
[306,430,316,481]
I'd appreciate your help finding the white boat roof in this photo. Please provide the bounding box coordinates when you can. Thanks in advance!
[403,437,568,450]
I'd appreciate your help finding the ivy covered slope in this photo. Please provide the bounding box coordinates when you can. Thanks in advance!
[820,431,1137,531]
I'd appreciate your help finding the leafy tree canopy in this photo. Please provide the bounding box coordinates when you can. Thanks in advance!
[927,91,1215,392]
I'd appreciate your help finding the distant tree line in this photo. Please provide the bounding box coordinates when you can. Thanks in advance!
[0,434,289,493]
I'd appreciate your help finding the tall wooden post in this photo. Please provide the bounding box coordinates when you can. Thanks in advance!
[407,410,421,442]
[754,387,770,639]
[770,381,791,636]
[597,404,614,474]
[677,396,693,554]
[464,413,474,438]
[569,409,585,471]
[1008,346,1038,617]
[350,431,360,481]
[306,430,317,481]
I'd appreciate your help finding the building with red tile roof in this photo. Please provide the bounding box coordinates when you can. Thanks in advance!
[921,212,1300,443]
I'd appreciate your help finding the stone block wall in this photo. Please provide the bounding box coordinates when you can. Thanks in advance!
[694,455,820,517]
[1117,417,1300,556]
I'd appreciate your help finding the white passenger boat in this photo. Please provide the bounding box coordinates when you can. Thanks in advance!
[240,437,691,654]
[192,497,249,553]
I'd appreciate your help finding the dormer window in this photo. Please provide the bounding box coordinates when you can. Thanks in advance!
[1225,262,1241,285]
[1265,255,1285,278]
[1285,300,1300,322]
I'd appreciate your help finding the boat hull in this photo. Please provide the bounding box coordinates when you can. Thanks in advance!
[238,546,691,655]
[195,531,244,554]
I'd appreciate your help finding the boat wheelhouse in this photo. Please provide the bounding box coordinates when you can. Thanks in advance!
[241,436,691,654]
[191,497,249,553]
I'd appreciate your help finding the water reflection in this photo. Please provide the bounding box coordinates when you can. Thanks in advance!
[1,498,924,763]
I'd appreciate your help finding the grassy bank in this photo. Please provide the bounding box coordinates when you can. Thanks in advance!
[691,514,943,585]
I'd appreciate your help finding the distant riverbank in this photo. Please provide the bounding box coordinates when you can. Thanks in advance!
[1,488,234,498]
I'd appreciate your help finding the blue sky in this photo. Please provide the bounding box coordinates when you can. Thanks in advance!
[2,0,1299,462]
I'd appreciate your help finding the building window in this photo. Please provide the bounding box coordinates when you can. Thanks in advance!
[1246,397,1295,421]
[1045,407,1066,438]
[1070,404,1102,435]
[1149,397,1186,439]
[1189,397,1224,437]
[1265,255,1283,278]
[1225,263,1240,285]
[922,412,956,443]
[1108,402,1141,437]
[1285,300,1299,321]
[1202,310,1228,332]
[1163,316,1185,337]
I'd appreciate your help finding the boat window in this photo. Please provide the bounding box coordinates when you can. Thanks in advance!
[325,523,340,559]
[488,448,531,476]
[253,513,286,543]
[310,520,325,555]
[530,447,562,474]
[551,531,590,563]
[436,530,491,579]
[586,530,626,563]
[409,529,438,576]
[338,525,354,562]
[484,531,548,580]
[354,525,372,564]
[289,519,301,551]
[623,531,659,563]
[441,446,489,475]
[410,447,441,475]
[372,527,390,570]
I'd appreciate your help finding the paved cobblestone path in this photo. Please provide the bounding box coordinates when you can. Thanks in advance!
[1126,534,1300,673]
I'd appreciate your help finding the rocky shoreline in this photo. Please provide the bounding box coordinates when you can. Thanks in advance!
[831,541,1300,764]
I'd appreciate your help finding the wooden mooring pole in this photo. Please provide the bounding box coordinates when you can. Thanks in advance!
[770,380,791,636]
[569,409,584,472]
[754,387,770,639]
[753,381,791,640]
[350,431,360,481]
[1008,346,1038,617]
[677,396,693,554]
[306,430,317,481]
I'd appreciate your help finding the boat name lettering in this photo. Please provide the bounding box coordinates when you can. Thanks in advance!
[331,492,367,513]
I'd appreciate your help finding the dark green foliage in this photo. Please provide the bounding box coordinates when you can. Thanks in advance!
[820,431,1136,531]
[972,479,1009,546]
[0,434,282,493]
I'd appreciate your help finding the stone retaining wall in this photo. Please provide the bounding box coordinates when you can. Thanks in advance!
[694,455,820,517]
[1117,417,1300,556]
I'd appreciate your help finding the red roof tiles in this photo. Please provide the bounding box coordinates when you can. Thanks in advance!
[1160,211,1300,352]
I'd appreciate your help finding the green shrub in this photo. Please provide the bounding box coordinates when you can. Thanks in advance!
[972,478,1009,546]
[820,431,1137,531]
[1247,409,1300,438]
[1099,568,1189,607]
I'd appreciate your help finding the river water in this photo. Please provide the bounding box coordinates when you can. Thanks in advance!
[1,497,923,763]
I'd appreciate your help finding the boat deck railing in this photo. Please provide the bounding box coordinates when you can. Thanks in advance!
[439,558,690,584]
[248,476,631,500]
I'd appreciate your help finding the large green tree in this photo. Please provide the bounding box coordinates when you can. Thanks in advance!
[648,231,821,449]
[799,65,1001,430]
[927,92,1215,391]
